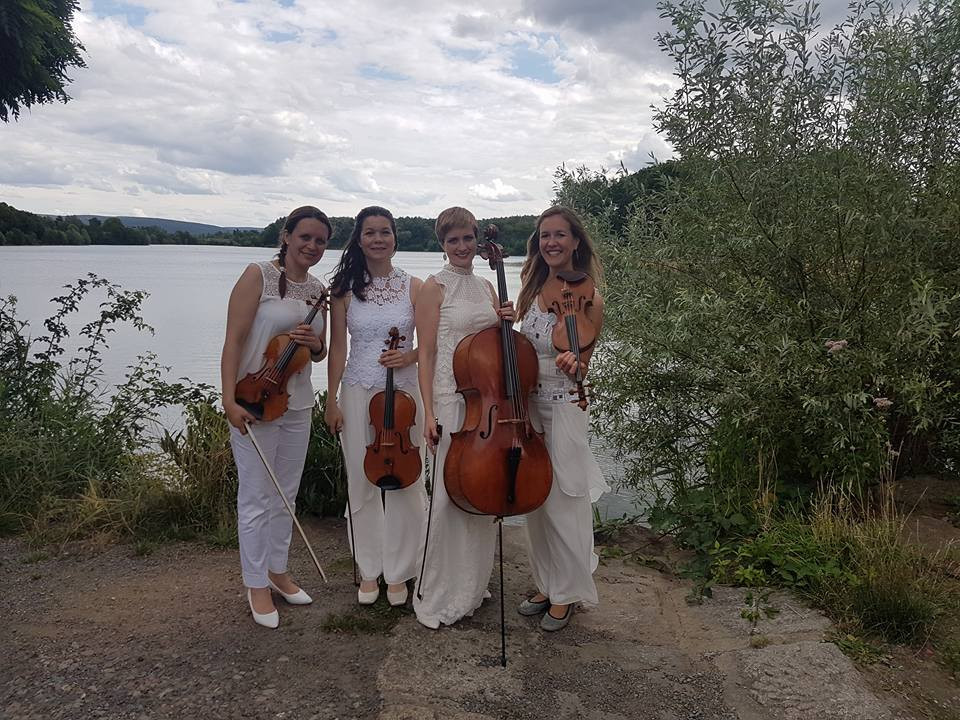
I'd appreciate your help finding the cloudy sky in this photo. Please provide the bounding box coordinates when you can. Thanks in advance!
[1,0,852,226]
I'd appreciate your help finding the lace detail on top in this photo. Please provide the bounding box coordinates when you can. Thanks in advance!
[343,268,417,390]
[259,260,325,303]
[520,300,575,403]
[363,267,407,306]
[432,267,499,399]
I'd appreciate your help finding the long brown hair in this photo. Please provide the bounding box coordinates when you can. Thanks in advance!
[328,206,396,300]
[516,206,604,320]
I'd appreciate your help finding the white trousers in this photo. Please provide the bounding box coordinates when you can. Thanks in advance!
[339,383,427,585]
[230,407,312,588]
[524,398,606,606]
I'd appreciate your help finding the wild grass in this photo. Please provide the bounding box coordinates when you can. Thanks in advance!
[0,277,347,548]
[711,484,952,647]
[321,601,406,635]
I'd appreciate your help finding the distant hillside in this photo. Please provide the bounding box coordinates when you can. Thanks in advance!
[70,215,259,236]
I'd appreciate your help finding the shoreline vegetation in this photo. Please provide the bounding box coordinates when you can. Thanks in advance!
[0,201,539,256]
[2,0,958,703]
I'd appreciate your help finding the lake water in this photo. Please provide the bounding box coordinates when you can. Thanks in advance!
[0,245,639,518]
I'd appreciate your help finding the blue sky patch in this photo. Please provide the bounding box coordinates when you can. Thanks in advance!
[444,47,486,63]
[92,0,148,27]
[263,29,299,43]
[510,43,561,84]
[358,64,409,82]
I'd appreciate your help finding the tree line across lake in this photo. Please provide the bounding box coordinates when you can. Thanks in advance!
[0,202,547,256]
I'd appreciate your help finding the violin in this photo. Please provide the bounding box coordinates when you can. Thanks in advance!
[235,291,328,422]
[541,270,596,411]
[363,327,422,490]
[444,226,553,517]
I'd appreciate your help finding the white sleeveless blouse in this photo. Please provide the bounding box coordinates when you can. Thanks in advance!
[520,301,578,402]
[342,267,417,390]
[236,261,326,412]
[432,264,499,399]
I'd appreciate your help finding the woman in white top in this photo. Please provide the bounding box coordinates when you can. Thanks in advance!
[413,206,515,629]
[514,206,608,631]
[221,206,330,629]
[324,206,426,607]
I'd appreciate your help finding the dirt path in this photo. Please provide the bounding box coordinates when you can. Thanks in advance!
[0,519,948,719]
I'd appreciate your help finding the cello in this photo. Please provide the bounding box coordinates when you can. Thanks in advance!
[444,226,553,517]
[235,291,328,421]
[440,225,553,667]
[363,327,422,490]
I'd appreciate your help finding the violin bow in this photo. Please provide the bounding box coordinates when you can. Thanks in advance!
[243,420,328,583]
[415,423,442,601]
[336,430,359,587]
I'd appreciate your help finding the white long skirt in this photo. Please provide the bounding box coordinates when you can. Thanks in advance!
[338,383,427,585]
[413,394,498,629]
[524,398,609,606]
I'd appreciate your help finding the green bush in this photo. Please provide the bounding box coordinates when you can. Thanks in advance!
[0,276,347,544]
[582,0,960,508]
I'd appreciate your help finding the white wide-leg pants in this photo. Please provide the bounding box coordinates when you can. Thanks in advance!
[339,383,427,585]
[524,398,608,606]
[230,407,312,588]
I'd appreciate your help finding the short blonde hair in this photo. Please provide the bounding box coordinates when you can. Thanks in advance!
[434,207,479,246]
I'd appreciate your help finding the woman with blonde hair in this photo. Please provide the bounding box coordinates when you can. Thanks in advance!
[412,206,515,629]
[514,206,608,631]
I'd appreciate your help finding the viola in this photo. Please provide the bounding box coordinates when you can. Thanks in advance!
[363,327,422,490]
[541,270,596,410]
[235,291,328,422]
[444,226,553,517]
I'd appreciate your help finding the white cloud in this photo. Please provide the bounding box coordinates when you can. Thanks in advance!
[470,178,531,202]
[5,0,678,225]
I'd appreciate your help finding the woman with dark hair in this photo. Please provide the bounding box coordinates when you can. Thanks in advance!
[514,206,608,632]
[221,205,331,628]
[325,206,426,607]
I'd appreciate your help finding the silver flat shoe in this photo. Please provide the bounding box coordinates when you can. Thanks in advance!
[540,604,573,631]
[518,595,550,616]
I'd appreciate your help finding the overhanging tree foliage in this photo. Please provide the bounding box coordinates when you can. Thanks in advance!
[0,0,86,122]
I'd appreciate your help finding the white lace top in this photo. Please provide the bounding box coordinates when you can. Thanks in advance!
[432,264,499,399]
[520,300,576,403]
[236,261,326,411]
[342,267,417,390]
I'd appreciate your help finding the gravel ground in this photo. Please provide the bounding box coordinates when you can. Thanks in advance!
[0,519,913,720]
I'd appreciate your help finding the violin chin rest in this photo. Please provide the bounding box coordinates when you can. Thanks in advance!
[237,399,264,420]
[376,476,404,491]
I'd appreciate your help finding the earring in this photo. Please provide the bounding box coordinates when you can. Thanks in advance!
[442,252,447,261]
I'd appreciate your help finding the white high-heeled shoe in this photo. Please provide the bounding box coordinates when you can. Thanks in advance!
[247,589,279,629]
[386,585,408,607]
[358,584,380,605]
[268,580,313,605]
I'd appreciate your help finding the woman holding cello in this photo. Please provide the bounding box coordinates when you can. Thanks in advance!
[221,205,331,628]
[324,206,426,608]
[514,206,608,631]
[413,206,516,629]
